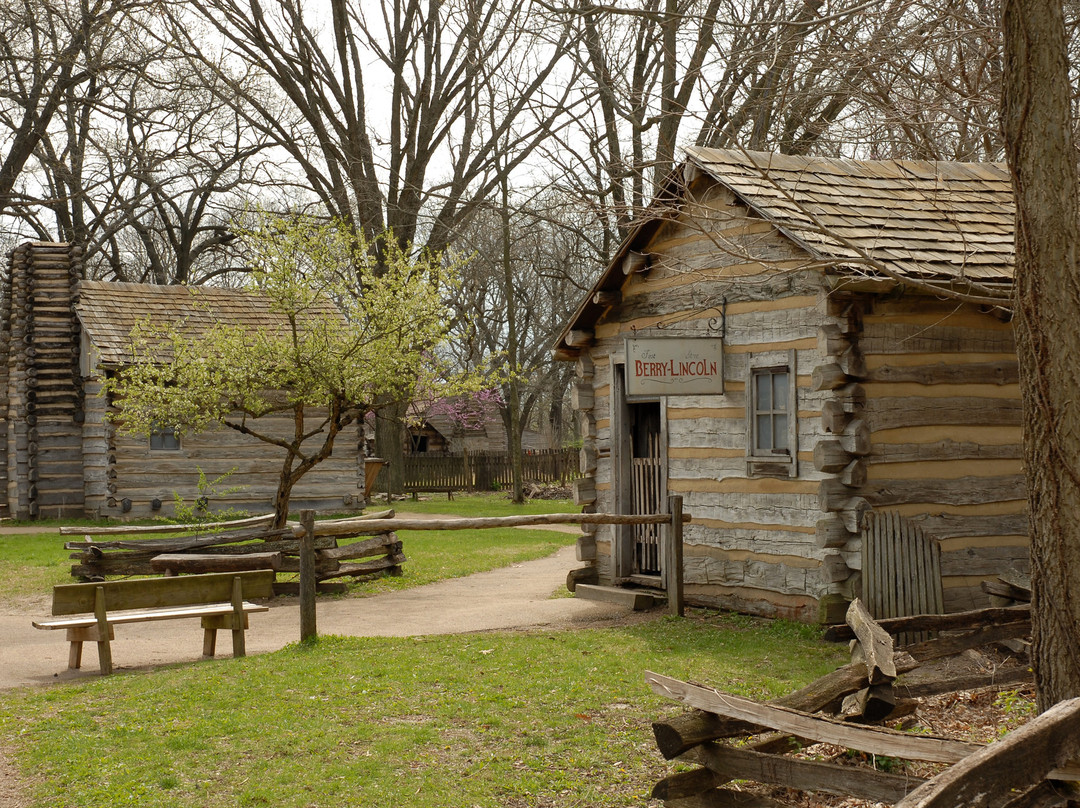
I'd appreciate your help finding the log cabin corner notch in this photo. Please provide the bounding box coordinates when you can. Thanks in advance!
[0,242,367,521]
[555,148,1021,623]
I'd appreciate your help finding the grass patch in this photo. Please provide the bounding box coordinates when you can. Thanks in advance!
[0,532,74,601]
[0,615,844,808]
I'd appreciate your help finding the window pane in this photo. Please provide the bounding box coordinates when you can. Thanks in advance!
[756,415,772,450]
[755,373,771,410]
[773,414,788,451]
[772,372,788,410]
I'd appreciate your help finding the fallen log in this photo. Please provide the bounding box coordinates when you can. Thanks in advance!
[683,741,924,804]
[317,536,401,562]
[651,767,724,801]
[905,621,1031,662]
[895,666,1032,699]
[846,598,896,683]
[663,789,785,807]
[823,605,1031,642]
[149,552,282,574]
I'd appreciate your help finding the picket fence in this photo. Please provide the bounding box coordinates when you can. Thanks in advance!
[401,448,578,493]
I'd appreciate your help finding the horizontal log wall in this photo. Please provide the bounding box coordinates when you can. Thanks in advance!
[104,405,364,520]
[574,181,836,621]
[859,298,1025,611]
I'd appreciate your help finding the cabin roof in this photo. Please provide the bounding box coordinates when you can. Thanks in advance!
[685,147,1014,285]
[76,281,341,366]
[554,148,1014,357]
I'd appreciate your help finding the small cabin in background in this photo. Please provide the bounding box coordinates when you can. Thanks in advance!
[555,148,1024,623]
[0,242,366,521]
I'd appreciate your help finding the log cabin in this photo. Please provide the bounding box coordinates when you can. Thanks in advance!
[0,242,366,521]
[554,148,1023,623]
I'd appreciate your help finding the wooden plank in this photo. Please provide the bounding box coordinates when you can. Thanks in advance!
[50,570,275,615]
[894,698,1080,808]
[847,598,896,683]
[304,512,689,534]
[575,584,658,610]
[652,653,920,758]
[684,741,923,803]
[645,671,980,763]
[34,602,269,629]
[59,513,276,535]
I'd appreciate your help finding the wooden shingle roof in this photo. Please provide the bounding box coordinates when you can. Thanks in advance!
[75,281,342,366]
[685,147,1015,283]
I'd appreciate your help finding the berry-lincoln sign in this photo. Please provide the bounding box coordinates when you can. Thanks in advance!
[625,338,724,398]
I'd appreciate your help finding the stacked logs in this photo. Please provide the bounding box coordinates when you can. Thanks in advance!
[814,295,869,621]
[2,243,85,519]
[63,512,406,592]
[570,352,600,588]
[647,597,1035,806]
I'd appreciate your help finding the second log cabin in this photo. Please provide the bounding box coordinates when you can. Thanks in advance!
[0,243,367,521]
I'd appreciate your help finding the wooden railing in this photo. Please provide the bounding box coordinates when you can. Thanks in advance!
[401,448,579,492]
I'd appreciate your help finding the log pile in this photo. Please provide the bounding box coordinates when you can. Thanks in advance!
[62,511,406,592]
[813,297,870,622]
[1,243,85,520]
[647,596,1039,807]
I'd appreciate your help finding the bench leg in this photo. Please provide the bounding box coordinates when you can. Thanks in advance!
[69,639,83,670]
[93,586,113,675]
[231,576,246,658]
[65,625,113,670]
[203,628,217,658]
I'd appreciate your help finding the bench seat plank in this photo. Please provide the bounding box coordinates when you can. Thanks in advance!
[33,601,269,630]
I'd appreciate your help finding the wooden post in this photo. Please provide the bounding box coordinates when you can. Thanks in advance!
[668,495,684,617]
[299,510,317,642]
[94,586,113,675]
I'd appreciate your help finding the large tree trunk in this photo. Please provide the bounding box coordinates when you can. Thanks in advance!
[1002,0,1080,710]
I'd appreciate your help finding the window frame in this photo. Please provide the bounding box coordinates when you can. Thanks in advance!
[149,424,181,452]
[745,350,798,478]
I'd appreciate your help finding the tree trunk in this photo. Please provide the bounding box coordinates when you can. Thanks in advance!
[1002,0,1080,710]
[500,172,524,504]
[373,400,407,496]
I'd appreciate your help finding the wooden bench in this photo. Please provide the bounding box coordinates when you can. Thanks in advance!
[32,570,275,675]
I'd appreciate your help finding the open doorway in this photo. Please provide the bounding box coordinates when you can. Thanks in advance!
[629,402,663,575]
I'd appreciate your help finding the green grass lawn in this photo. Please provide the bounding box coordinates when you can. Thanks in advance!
[0,615,844,808]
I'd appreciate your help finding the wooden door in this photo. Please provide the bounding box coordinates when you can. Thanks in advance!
[630,403,663,576]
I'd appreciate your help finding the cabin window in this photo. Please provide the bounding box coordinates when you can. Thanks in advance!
[751,368,790,454]
[149,425,181,452]
[746,352,798,478]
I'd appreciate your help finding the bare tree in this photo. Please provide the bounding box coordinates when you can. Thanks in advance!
[165,0,584,488]
[0,0,135,218]
[447,188,598,498]
[544,0,1011,261]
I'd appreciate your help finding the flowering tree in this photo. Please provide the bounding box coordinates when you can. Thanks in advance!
[109,214,466,527]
